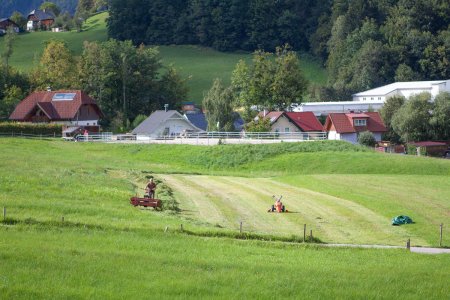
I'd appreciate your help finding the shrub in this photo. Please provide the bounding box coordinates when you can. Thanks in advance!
[0,122,62,135]
[357,131,377,147]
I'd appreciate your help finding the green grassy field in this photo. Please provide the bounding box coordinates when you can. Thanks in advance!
[0,12,327,102]
[1,139,450,298]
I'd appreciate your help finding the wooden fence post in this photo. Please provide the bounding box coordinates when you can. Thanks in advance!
[440,224,443,247]
[3,207,5,220]
[406,238,410,250]
[310,229,313,242]
[180,224,184,232]
[239,221,243,234]
[61,216,64,223]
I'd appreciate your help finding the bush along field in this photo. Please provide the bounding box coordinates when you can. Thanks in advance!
[1,138,450,298]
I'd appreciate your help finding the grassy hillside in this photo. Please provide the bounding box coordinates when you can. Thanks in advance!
[0,12,327,102]
[1,139,450,298]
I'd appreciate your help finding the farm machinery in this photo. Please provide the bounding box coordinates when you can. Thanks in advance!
[268,195,288,213]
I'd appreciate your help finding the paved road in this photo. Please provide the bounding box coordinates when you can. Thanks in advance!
[323,243,450,254]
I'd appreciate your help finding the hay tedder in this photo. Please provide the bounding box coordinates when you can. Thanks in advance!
[130,194,162,210]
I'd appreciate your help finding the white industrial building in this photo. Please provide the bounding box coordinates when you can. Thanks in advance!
[295,80,450,116]
[294,100,384,116]
[352,80,450,102]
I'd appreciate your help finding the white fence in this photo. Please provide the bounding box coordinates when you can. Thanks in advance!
[117,131,327,145]
[1,131,327,145]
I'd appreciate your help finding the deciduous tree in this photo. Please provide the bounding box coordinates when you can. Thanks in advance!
[203,79,235,131]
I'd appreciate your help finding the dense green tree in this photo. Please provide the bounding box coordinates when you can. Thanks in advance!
[391,93,433,143]
[430,92,450,140]
[271,46,309,110]
[203,79,235,131]
[31,39,78,90]
[1,27,17,71]
[79,40,188,126]
[9,11,26,31]
[39,2,61,16]
[0,64,29,119]
[232,46,308,111]
[379,95,405,143]
[245,116,271,132]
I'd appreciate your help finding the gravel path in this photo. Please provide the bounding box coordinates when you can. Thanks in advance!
[323,243,450,254]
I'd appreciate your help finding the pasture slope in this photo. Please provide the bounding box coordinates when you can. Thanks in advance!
[0,138,449,299]
[0,12,327,102]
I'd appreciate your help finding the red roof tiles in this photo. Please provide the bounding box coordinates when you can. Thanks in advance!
[9,90,103,121]
[285,112,324,132]
[325,112,387,134]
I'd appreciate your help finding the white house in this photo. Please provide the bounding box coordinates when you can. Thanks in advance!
[132,110,204,138]
[352,80,450,102]
[324,112,387,144]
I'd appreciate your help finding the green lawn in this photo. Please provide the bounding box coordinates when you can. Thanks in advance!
[1,138,449,298]
[0,12,327,103]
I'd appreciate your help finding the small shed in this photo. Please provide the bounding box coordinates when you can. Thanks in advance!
[408,141,448,157]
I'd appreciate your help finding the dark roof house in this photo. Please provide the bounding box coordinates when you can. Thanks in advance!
[10,90,103,126]
[0,18,19,33]
[27,9,55,30]
[132,110,204,137]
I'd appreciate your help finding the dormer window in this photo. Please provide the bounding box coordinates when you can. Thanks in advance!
[354,119,367,126]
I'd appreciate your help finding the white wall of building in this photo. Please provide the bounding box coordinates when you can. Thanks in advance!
[271,115,299,132]
[296,101,384,116]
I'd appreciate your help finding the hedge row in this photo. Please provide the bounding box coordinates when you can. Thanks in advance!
[0,122,63,136]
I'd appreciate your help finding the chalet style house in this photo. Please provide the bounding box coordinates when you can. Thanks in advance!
[9,90,103,129]
[27,9,55,31]
[0,18,20,33]
[324,112,387,144]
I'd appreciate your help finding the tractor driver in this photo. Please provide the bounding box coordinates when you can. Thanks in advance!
[145,178,157,198]
[273,195,283,212]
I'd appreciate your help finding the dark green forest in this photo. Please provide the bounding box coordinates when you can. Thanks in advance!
[108,0,450,100]
[0,0,78,16]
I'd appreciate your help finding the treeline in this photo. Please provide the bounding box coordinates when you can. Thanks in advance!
[108,0,450,101]
[380,93,450,144]
[108,0,328,52]
[316,0,450,100]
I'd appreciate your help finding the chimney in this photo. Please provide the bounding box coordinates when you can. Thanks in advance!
[164,104,169,112]
[47,86,52,92]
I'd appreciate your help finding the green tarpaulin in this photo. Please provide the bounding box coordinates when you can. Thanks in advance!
[392,215,413,226]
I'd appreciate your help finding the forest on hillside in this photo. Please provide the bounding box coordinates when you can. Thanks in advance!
[0,0,78,17]
[109,0,450,100]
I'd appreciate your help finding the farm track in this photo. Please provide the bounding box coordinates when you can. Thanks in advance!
[159,174,428,245]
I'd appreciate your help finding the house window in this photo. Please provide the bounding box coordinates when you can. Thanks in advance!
[363,97,366,101]
[378,97,381,100]
[285,128,290,133]
[371,97,374,100]
[354,119,367,126]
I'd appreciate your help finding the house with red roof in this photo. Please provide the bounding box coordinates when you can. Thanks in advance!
[324,112,387,144]
[258,111,323,133]
[9,90,103,132]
